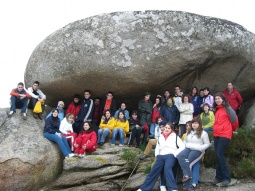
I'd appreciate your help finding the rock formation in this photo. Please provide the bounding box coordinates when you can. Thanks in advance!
[0,108,62,191]
[24,11,255,110]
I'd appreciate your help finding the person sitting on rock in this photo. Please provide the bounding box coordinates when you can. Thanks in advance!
[8,82,31,120]
[139,117,164,160]
[59,113,77,152]
[43,108,74,159]
[176,117,210,190]
[114,102,129,119]
[27,81,46,120]
[74,121,97,158]
[97,109,115,146]
[137,122,185,191]
[46,101,65,121]
[127,110,142,147]
[111,111,129,147]
[200,103,215,132]
[65,94,82,120]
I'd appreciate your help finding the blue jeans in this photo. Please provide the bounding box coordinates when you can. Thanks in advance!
[98,128,110,143]
[149,123,156,138]
[192,161,200,185]
[43,132,71,157]
[177,148,203,177]
[111,128,124,145]
[10,96,29,113]
[214,137,231,182]
[140,154,178,191]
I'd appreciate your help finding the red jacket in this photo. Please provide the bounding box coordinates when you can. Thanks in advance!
[213,105,233,140]
[65,102,81,120]
[76,131,97,150]
[223,88,243,111]
[151,106,160,123]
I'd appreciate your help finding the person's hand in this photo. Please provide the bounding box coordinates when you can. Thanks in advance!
[136,125,139,128]
[56,133,62,138]
[19,94,26,100]
[82,144,86,149]
[38,98,44,103]
[87,140,91,144]
[153,104,157,108]
[67,130,71,134]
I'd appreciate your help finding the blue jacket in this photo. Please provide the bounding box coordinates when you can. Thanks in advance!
[44,115,61,134]
[114,109,130,119]
[46,107,65,121]
[76,98,94,122]
[160,104,180,124]
[191,95,200,115]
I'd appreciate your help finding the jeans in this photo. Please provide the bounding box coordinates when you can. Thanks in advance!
[177,148,203,189]
[10,96,29,113]
[98,128,110,144]
[111,128,124,145]
[179,124,186,138]
[43,132,71,157]
[192,161,201,185]
[214,136,231,182]
[128,127,142,146]
[177,148,203,177]
[140,154,178,191]
[149,123,156,138]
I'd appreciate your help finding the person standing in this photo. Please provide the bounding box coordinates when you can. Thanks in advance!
[190,87,200,118]
[223,82,243,113]
[27,81,46,120]
[92,97,101,126]
[173,85,183,108]
[178,94,194,138]
[65,94,82,120]
[100,91,117,116]
[138,92,153,145]
[75,90,94,134]
[203,87,214,110]
[211,92,238,187]
[8,82,31,120]
[150,97,161,138]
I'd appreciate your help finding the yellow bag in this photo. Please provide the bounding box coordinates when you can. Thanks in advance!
[33,101,42,113]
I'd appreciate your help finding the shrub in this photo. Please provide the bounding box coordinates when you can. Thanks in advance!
[121,149,138,170]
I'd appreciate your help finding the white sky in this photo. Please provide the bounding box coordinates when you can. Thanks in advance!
[0,0,254,108]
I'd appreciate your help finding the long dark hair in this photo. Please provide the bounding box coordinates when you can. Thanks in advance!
[102,109,112,124]
[81,121,94,133]
[117,111,126,122]
[191,117,203,138]
[213,92,230,110]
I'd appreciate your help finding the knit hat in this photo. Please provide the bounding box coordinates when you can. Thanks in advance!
[58,101,65,107]
[159,121,167,127]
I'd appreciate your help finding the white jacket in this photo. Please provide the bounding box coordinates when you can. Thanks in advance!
[26,87,46,100]
[155,132,185,157]
[178,103,194,124]
[59,118,74,134]
[184,130,211,153]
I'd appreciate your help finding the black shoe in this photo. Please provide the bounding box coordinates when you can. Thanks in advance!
[139,154,147,160]
[38,113,43,120]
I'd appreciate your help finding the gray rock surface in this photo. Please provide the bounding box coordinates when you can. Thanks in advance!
[24,11,255,108]
[239,98,255,128]
[0,108,62,191]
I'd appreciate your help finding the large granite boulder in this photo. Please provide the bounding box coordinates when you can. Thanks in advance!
[0,108,62,191]
[24,11,255,109]
[239,98,255,128]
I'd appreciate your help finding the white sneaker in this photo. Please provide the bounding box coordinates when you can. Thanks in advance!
[8,111,14,118]
[160,186,167,191]
[119,144,124,147]
[137,189,142,191]
[79,154,85,158]
[111,144,115,146]
[22,113,27,120]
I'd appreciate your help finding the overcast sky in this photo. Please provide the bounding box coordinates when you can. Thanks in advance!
[0,0,254,108]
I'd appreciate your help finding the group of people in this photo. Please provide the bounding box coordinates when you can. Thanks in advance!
[8,81,242,189]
